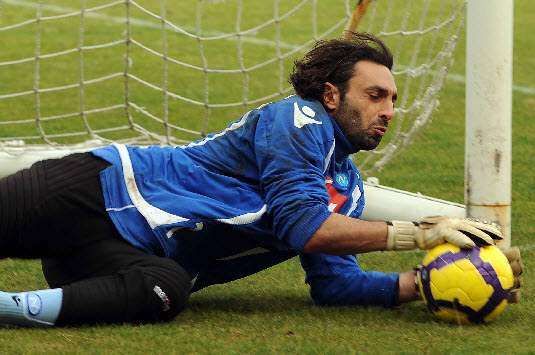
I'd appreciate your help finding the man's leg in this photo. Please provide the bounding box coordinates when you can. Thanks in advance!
[0,152,108,326]
[0,238,191,326]
[0,152,114,258]
[44,238,191,326]
[0,153,190,326]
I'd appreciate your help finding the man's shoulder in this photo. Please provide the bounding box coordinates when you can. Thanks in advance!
[262,95,332,131]
[278,95,327,114]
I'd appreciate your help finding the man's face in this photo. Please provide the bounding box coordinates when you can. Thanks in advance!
[326,60,397,151]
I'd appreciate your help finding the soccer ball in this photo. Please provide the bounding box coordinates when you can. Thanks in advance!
[417,242,514,324]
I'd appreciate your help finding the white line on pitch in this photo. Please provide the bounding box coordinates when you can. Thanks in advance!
[2,0,299,50]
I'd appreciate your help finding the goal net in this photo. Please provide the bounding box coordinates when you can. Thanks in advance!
[0,0,465,176]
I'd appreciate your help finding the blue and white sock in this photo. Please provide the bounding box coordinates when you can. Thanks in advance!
[0,288,63,327]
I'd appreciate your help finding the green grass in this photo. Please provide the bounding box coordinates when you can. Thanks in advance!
[1,0,534,353]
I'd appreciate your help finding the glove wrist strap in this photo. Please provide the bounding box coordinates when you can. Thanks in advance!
[413,267,423,300]
[386,220,418,251]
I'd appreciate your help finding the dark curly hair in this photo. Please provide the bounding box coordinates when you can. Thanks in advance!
[289,32,393,105]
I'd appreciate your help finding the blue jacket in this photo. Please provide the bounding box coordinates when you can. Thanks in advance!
[92,95,398,306]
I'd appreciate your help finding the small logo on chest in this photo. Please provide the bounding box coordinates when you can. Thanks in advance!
[335,173,349,187]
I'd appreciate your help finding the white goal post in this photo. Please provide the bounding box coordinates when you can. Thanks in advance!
[465,0,513,248]
[0,0,512,245]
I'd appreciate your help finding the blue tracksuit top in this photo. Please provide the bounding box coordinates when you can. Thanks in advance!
[92,95,399,307]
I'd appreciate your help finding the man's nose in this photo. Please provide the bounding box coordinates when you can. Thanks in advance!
[381,101,395,121]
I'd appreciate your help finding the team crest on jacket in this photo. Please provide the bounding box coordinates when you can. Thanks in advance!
[335,173,349,188]
[293,102,322,128]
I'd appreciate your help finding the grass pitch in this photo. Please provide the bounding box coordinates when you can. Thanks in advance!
[1,0,534,353]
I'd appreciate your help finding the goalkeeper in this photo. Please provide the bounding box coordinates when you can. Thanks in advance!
[0,32,521,327]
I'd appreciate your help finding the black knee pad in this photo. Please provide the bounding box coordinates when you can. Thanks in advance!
[57,259,191,325]
[127,258,191,323]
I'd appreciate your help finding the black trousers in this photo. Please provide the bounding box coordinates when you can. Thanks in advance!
[0,153,190,325]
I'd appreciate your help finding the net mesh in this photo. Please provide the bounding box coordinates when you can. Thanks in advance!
[0,0,465,175]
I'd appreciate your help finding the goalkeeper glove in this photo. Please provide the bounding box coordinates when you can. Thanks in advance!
[386,216,503,251]
[503,246,523,304]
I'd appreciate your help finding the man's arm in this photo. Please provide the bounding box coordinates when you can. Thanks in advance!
[303,213,504,255]
[302,213,387,255]
[302,213,506,306]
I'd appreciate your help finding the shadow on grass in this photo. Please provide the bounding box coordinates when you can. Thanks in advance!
[183,286,437,327]
[188,289,312,314]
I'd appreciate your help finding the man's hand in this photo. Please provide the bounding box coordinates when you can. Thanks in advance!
[386,216,503,251]
[503,246,523,304]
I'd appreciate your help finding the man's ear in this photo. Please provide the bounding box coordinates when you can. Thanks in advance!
[322,82,340,112]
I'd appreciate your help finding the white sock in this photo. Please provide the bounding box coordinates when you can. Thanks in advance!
[0,288,63,327]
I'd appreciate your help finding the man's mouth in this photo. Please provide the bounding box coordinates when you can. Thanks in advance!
[373,126,387,136]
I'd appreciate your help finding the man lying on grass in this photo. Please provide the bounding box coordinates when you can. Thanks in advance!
[0,32,522,327]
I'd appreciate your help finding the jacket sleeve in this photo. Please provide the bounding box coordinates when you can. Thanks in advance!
[299,253,400,307]
[254,100,334,253]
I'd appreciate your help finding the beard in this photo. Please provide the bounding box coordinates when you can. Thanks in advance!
[334,98,387,151]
